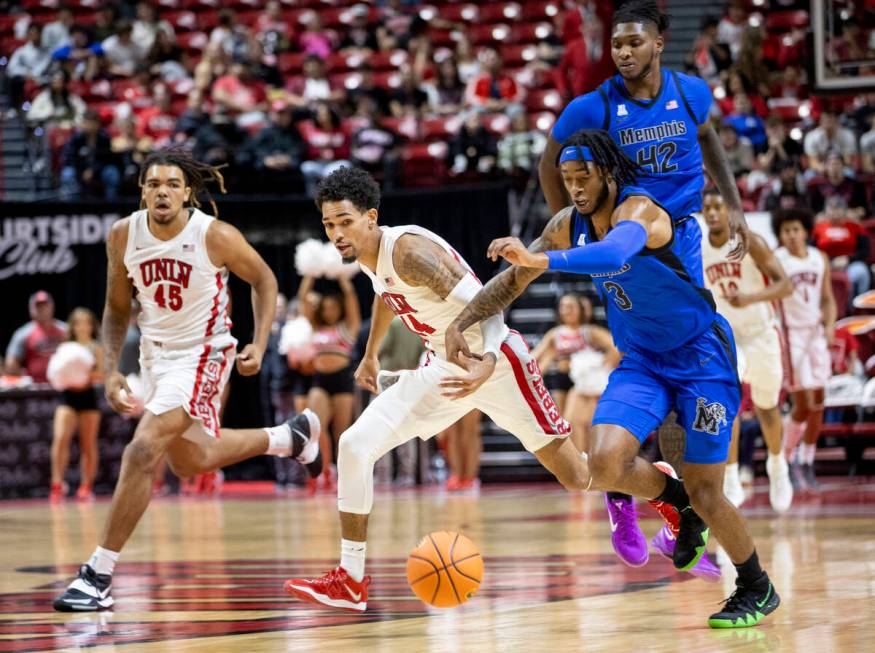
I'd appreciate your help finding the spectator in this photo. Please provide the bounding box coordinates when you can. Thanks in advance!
[448,110,497,176]
[172,88,210,143]
[830,20,869,72]
[718,68,768,119]
[424,57,465,115]
[6,24,52,114]
[718,123,754,177]
[498,112,546,175]
[737,27,771,98]
[349,105,400,190]
[377,0,417,51]
[238,100,305,190]
[771,65,807,100]
[849,92,875,136]
[807,152,869,215]
[212,61,269,128]
[209,9,251,61]
[192,107,247,169]
[300,102,350,196]
[686,17,732,85]
[147,28,188,83]
[285,55,344,109]
[52,24,103,81]
[723,94,767,152]
[812,196,871,303]
[60,109,121,200]
[340,4,379,53]
[389,65,428,118]
[26,69,86,128]
[346,64,392,117]
[135,83,176,147]
[830,324,861,376]
[759,159,809,212]
[102,21,147,78]
[861,114,875,174]
[193,41,232,94]
[804,109,858,175]
[758,115,804,175]
[42,5,75,53]
[4,291,67,384]
[92,6,118,43]
[255,0,291,55]
[298,12,335,60]
[110,116,149,191]
[454,35,480,84]
[717,1,746,59]
[464,49,523,112]
[131,2,175,53]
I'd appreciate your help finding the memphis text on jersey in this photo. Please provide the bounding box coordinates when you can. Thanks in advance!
[618,120,687,146]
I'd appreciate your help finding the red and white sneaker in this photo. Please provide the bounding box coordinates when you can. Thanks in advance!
[648,461,680,537]
[284,567,370,612]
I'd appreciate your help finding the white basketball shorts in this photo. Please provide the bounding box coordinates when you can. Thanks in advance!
[140,335,237,439]
[783,325,830,392]
[736,326,783,409]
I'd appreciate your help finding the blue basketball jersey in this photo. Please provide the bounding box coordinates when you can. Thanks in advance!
[570,186,716,353]
[553,69,712,222]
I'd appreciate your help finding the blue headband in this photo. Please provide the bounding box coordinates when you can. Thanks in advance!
[559,145,594,164]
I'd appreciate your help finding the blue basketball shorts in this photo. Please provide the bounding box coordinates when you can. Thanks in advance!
[592,315,741,464]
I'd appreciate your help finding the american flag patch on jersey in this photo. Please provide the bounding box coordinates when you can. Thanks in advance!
[183,243,195,252]
[666,100,678,110]
[384,277,394,287]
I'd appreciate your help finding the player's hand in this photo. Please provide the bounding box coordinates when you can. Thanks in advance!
[445,323,472,365]
[726,208,751,261]
[235,344,263,376]
[487,237,549,268]
[440,353,496,400]
[726,290,752,308]
[105,371,135,414]
[355,355,380,394]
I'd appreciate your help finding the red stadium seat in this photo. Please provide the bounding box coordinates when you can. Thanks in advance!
[197,10,220,31]
[177,31,209,53]
[420,116,463,141]
[482,113,512,136]
[479,3,522,23]
[519,1,561,22]
[156,0,182,9]
[400,142,449,188]
[369,49,409,71]
[529,111,556,132]
[439,4,480,23]
[765,10,809,33]
[832,270,851,319]
[278,51,308,74]
[373,70,401,90]
[425,27,456,48]
[512,21,553,43]
[326,51,368,73]
[163,10,199,31]
[379,116,418,140]
[525,89,562,113]
[500,43,538,67]
[469,23,513,45]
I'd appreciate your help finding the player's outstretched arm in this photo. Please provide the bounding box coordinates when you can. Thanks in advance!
[206,220,278,376]
[699,122,750,260]
[102,219,135,413]
[727,233,793,308]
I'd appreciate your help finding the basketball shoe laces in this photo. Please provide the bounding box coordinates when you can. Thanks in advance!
[717,585,758,615]
[315,567,353,597]
[614,500,642,546]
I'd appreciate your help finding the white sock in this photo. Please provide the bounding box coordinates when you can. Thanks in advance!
[767,452,785,469]
[340,538,367,582]
[88,546,119,576]
[801,442,817,466]
[725,462,739,479]
[264,423,291,456]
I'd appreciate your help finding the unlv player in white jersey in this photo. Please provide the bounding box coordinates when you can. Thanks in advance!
[702,189,794,512]
[53,149,322,612]
[284,167,592,612]
[773,208,837,490]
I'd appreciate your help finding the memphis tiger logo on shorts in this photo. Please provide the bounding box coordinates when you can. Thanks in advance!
[692,397,728,435]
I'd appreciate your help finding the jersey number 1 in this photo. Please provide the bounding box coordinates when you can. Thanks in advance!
[155,284,183,311]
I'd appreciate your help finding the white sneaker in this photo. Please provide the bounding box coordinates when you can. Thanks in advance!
[766,454,793,514]
[723,463,746,507]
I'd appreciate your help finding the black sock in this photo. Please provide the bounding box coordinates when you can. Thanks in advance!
[735,550,768,588]
[655,475,690,510]
[606,491,631,501]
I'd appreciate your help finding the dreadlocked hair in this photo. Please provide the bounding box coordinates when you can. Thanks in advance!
[138,147,227,217]
[612,0,671,33]
[556,129,641,188]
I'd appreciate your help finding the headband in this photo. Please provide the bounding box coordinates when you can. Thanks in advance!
[559,145,594,163]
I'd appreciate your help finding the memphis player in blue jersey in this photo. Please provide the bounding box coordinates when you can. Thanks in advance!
[447,130,780,629]
[539,0,751,570]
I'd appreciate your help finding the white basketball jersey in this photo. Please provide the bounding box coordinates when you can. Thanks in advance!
[701,235,774,338]
[775,245,825,329]
[123,208,233,348]
[360,225,509,359]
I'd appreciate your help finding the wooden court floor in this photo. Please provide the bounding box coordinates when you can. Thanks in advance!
[2,478,875,653]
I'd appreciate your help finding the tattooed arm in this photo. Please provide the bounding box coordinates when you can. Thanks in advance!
[445,207,574,363]
[393,234,469,298]
[102,219,136,414]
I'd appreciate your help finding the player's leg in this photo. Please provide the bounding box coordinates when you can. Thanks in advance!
[565,390,588,453]
[307,385,333,488]
[50,405,77,500]
[460,409,482,485]
[76,409,101,500]
[799,387,825,489]
[328,390,355,488]
[722,418,746,507]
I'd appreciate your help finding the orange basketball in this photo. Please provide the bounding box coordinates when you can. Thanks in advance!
[406,531,483,608]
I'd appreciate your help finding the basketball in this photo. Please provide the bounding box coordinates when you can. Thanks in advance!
[406,531,483,608]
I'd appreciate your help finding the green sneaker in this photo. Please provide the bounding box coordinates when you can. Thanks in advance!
[708,580,781,628]
[672,505,709,570]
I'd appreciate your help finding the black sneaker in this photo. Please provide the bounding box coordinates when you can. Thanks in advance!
[708,579,780,628]
[53,564,113,611]
[288,409,322,478]
[673,505,710,571]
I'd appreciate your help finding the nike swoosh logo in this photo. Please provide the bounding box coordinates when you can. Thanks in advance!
[64,597,95,605]
[344,583,362,602]
[756,584,773,608]
[607,504,620,532]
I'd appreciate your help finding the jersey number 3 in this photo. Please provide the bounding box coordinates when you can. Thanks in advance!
[155,284,183,311]
[637,142,677,173]
[604,281,632,310]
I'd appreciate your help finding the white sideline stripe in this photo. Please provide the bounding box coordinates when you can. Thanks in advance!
[289,583,367,612]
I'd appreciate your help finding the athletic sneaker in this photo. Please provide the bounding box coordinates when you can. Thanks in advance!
[673,505,709,571]
[788,461,807,491]
[802,463,819,491]
[284,566,370,612]
[53,564,113,612]
[766,455,793,513]
[708,579,780,628]
[722,465,746,508]
[288,409,323,478]
[76,485,95,502]
[648,461,680,536]
[650,526,720,582]
[604,494,648,567]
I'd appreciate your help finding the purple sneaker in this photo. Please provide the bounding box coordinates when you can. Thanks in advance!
[651,525,721,582]
[604,494,648,567]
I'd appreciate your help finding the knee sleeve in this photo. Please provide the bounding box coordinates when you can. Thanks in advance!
[337,422,408,515]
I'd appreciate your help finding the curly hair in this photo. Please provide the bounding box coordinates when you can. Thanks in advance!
[314,166,381,213]
[771,207,814,239]
[612,0,671,33]
[557,129,641,188]
[139,146,227,217]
